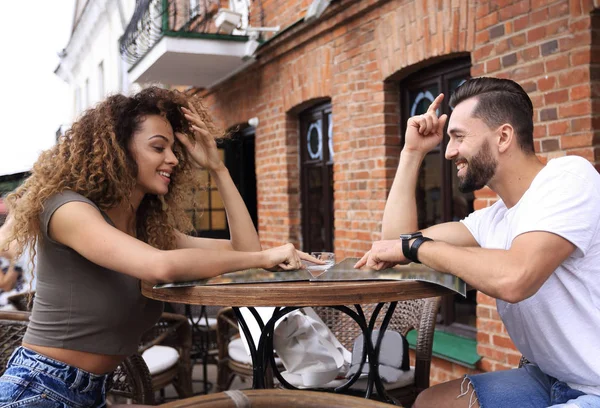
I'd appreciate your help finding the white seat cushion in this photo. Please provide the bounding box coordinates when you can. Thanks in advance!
[141,345,180,375]
[228,337,282,366]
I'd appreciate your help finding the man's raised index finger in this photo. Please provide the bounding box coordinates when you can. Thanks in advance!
[427,93,445,114]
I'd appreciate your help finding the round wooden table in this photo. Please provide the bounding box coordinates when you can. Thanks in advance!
[141,279,452,307]
[142,278,453,405]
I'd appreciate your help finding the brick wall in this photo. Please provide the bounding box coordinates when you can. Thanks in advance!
[199,0,600,382]
[469,0,600,374]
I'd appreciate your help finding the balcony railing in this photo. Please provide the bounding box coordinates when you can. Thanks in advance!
[120,0,238,64]
[119,0,255,87]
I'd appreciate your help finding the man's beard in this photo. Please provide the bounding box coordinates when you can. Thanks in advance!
[458,140,497,193]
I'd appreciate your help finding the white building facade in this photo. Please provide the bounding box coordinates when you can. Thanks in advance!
[55,0,135,122]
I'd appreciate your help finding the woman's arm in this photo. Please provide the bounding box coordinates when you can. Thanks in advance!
[175,105,261,252]
[49,202,311,284]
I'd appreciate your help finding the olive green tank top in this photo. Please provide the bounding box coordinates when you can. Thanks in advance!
[23,190,163,355]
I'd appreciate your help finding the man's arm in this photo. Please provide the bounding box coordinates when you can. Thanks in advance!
[381,94,474,247]
[417,231,575,303]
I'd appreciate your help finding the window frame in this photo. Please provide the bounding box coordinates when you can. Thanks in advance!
[299,102,334,253]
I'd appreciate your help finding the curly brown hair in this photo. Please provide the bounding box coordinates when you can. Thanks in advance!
[5,86,222,265]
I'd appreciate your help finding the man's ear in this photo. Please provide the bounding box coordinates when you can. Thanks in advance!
[497,123,514,154]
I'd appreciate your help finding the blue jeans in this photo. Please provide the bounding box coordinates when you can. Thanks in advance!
[465,363,600,408]
[0,347,108,407]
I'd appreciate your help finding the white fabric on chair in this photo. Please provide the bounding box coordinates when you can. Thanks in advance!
[228,337,282,365]
[141,345,179,375]
[273,308,350,387]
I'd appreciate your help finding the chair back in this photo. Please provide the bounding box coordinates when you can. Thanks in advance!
[107,353,156,405]
[314,299,432,351]
[6,291,35,312]
[0,311,30,376]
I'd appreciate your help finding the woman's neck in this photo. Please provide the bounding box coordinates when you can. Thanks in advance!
[104,191,144,236]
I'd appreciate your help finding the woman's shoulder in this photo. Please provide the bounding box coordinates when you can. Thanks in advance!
[43,190,99,213]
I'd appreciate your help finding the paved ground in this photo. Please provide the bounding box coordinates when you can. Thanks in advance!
[159,362,246,404]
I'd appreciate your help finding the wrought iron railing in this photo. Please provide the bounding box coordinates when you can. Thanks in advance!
[120,0,232,64]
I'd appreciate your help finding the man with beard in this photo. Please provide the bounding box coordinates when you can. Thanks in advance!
[356,77,600,407]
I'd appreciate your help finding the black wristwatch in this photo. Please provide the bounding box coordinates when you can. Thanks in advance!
[400,232,432,263]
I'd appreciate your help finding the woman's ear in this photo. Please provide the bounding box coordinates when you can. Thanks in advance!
[497,123,514,154]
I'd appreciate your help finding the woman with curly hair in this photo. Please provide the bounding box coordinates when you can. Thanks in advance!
[0,87,316,407]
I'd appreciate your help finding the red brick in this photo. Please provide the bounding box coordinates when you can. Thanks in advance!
[545,55,570,72]
[559,101,592,118]
[545,18,569,37]
[544,89,569,105]
[527,26,546,42]
[492,334,518,350]
[476,11,499,30]
[570,85,591,101]
[513,15,529,32]
[486,57,502,72]
[567,148,594,161]
[561,133,595,149]
[529,8,549,26]
[558,67,590,87]
[537,75,556,91]
[571,49,591,65]
[548,121,570,136]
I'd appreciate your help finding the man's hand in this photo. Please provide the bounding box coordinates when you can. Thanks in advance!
[403,93,448,155]
[354,239,408,270]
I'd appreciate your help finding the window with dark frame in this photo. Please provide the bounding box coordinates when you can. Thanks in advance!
[185,126,257,239]
[400,58,477,338]
[184,148,228,237]
[300,103,334,253]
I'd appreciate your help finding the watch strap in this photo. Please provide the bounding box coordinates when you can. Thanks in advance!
[402,237,411,260]
[408,236,433,263]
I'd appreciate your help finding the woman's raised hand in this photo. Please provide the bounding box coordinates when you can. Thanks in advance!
[177,105,223,171]
[262,243,323,271]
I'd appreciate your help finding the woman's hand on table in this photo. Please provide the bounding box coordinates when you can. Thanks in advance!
[262,244,324,271]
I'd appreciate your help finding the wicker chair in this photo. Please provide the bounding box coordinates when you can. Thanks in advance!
[167,303,220,394]
[0,310,155,404]
[139,312,194,401]
[314,297,441,407]
[215,298,440,407]
[158,389,397,408]
[6,291,34,312]
[0,310,29,375]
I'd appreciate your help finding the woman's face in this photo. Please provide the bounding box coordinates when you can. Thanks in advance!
[128,114,179,197]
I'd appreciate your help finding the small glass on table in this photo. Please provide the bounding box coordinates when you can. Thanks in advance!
[304,252,335,277]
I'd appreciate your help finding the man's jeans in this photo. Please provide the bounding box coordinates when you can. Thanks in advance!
[462,363,600,408]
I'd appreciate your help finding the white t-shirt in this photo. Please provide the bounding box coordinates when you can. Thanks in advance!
[461,156,600,392]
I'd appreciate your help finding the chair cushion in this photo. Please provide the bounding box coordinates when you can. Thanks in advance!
[141,345,180,375]
[228,338,282,366]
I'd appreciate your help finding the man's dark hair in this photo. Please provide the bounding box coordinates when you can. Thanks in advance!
[449,77,535,154]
